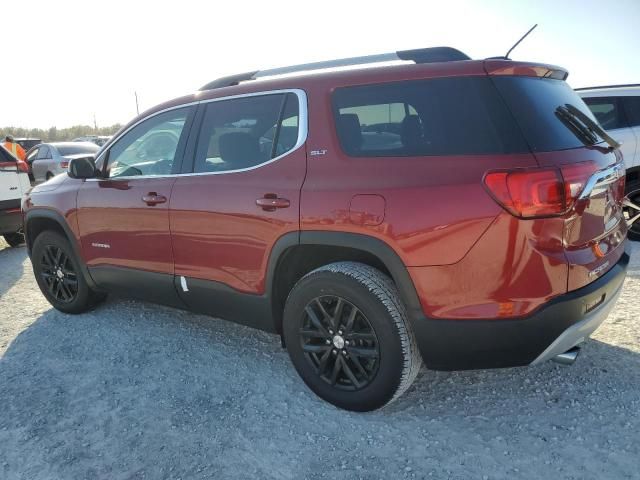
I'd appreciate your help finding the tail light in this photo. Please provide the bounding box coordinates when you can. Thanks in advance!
[483,162,597,218]
[16,159,29,173]
[60,161,69,169]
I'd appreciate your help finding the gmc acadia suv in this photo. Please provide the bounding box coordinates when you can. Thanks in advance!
[23,47,630,411]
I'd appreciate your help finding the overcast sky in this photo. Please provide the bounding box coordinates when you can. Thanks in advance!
[5,0,639,129]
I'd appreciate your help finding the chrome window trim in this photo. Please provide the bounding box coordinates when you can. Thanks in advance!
[89,89,308,181]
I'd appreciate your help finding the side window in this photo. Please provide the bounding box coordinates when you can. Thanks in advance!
[621,96,640,127]
[338,103,418,153]
[583,97,628,130]
[332,77,528,157]
[37,146,50,159]
[106,107,191,178]
[194,93,300,173]
[27,148,39,161]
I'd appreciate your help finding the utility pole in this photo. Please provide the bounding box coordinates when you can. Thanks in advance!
[134,91,140,115]
[94,114,98,133]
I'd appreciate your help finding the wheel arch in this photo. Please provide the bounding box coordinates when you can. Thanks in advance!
[267,231,422,334]
[25,209,97,289]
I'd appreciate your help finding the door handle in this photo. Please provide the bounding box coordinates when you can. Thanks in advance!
[256,194,290,211]
[142,192,167,206]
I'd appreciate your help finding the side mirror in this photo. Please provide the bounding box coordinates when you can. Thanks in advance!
[68,156,98,179]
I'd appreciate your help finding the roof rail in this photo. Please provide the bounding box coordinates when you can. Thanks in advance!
[199,47,470,91]
[575,83,640,91]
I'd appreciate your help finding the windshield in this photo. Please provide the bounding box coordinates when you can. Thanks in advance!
[492,77,605,152]
[57,144,100,156]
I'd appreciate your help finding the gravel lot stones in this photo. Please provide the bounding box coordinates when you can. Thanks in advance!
[0,238,639,479]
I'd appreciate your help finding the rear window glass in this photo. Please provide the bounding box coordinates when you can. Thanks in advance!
[332,77,529,157]
[492,77,604,152]
[57,144,100,156]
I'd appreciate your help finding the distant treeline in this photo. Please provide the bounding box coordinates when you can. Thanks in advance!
[1,124,123,142]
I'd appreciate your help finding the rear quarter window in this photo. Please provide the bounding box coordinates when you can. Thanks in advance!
[331,77,528,157]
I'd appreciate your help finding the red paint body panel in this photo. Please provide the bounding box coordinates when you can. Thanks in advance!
[349,195,386,226]
[170,146,306,294]
[23,175,82,242]
[76,178,176,274]
[408,212,567,319]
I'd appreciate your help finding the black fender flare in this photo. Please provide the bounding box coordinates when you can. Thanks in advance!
[265,231,423,323]
[24,208,98,289]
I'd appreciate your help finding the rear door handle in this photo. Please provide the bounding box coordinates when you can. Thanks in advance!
[256,194,290,211]
[142,192,167,206]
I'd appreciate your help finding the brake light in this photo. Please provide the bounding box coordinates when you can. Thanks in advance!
[16,159,29,173]
[559,162,597,204]
[483,162,597,218]
[60,161,69,169]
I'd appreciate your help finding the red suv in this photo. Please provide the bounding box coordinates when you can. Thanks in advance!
[23,47,629,411]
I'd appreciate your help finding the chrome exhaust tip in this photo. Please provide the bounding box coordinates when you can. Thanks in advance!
[552,346,580,366]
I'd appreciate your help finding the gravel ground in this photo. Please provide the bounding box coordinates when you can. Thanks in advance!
[0,239,639,480]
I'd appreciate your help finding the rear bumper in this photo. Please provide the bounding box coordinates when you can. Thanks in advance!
[0,200,23,235]
[412,243,629,371]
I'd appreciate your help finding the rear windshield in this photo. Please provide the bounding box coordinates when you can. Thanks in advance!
[492,77,604,152]
[332,77,529,157]
[56,144,100,156]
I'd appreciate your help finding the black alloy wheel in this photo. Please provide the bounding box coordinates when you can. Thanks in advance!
[32,231,105,313]
[283,262,422,411]
[300,295,380,390]
[39,244,79,303]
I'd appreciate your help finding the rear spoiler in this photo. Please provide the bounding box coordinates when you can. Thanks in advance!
[483,60,568,80]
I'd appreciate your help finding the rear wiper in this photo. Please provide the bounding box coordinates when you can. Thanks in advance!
[565,104,621,150]
[555,105,599,146]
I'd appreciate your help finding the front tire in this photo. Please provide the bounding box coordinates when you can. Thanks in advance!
[283,262,421,411]
[3,232,24,247]
[625,178,640,241]
[32,231,105,314]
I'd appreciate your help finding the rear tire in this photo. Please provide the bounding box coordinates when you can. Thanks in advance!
[283,262,421,411]
[3,232,24,247]
[32,231,105,314]
[625,178,640,242]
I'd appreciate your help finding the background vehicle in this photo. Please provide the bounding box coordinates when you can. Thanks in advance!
[72,135,111,146]
[578,85,640,240]
[30,142,99,183]
[24,48,628,411]
[0,145,30,246]
[14,138,42,151]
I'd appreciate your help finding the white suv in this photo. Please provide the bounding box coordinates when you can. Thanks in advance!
[0,145,30,246]
[578,84,640,240]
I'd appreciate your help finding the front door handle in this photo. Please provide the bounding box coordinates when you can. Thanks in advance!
[256,194,290,211]
[142,192,167,206]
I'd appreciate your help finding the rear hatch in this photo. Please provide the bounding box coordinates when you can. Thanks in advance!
[486,62,627,291]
